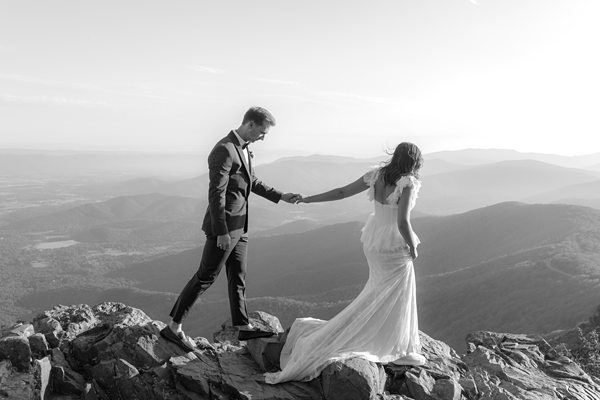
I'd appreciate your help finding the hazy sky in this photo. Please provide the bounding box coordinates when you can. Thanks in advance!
[1,0,599,157]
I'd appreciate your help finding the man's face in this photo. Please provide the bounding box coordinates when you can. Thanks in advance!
[247,121,270,142]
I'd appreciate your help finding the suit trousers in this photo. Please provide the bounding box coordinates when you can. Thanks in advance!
[169,234,249,326]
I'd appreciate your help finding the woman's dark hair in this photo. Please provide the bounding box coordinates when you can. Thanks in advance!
[380,142,423,185]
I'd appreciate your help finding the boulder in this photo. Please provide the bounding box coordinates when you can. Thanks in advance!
[33,316,63,335]
[463,330,600,399]
[34,304,99,339]
[68,304,179,371]
[89,358,161,399]
[172,350,322,400]
[28,333,49,358]
[0,335,32,371]
[5,303,600,400]
[320,357,386,400]
[49,364,86,395]
[214,311,285,346]
[33,356,51,399]
[44,331,61,349]
[246,332,287,372]
[1,323,35,339]
[404,369,435,400]
[0,359,35,399]
[419,331,468,381]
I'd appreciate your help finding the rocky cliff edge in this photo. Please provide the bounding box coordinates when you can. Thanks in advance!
[1,302,599,400]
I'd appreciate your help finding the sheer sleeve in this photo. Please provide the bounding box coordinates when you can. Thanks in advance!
[362,167,380,201]
[362,167,380,185]
[388,175,421,206]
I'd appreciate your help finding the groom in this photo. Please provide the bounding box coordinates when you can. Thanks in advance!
[161,107,301,351]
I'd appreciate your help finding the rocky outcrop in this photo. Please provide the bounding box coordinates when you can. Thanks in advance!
[0,302,599,400]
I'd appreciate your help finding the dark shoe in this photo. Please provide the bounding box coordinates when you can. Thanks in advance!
[160,327,196,352]
[238,329,275,341]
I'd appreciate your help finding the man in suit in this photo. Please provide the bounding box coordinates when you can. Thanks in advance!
[161,107,300,350]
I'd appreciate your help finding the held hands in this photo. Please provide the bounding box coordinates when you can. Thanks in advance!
[295,195,308,204]
[281,193,303,204]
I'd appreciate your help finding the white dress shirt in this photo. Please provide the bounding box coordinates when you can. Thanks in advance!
[232,130,249,166]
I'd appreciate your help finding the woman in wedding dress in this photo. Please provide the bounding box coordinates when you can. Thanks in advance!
[265,142,426,385]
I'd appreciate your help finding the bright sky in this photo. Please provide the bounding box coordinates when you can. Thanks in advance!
[1,0,599,157]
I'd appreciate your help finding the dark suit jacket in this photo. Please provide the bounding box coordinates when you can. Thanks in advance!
[201,131,282,237]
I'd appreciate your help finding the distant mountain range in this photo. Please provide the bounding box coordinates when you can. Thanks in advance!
[106,154,600,216]
[427,148,600,169]
[19,202,600,350]
[5,150,600,252]
[526,179,600,209]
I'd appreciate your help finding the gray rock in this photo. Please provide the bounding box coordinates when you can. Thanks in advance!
[431,378,461,400]
[246,332,287,372]
[89,358,162,399]
[405,369,435,400]
[33,356,51,399]
[214,311,285,346]
[44,331,61,349]
[320,357,387,400]
[0,335,32,371]
[68,304,177,371]
[419,331,467,381]
[51,347,70,369]
[0,359,35,399]
[462,331,600,400]
[90,358,139,388]
[172,349,322,400]
[33,317,63,335]
[49,364,86,395]
[35,304,99,339]
[1,323,35,339]
[28,333,49,358]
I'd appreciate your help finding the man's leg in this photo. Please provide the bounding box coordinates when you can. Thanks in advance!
[169,235,226,325]
[225,236,274,340]
[225,235,249,327]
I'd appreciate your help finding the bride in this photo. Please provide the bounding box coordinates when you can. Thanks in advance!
[265,142,426,384]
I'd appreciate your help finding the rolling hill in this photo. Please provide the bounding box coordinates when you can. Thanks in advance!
[418,160,600,214]
[525,180,600,210]
[19,201,600,350]
[8,193,205,231]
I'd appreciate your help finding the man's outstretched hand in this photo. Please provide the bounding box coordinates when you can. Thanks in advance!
[281,193,302,204]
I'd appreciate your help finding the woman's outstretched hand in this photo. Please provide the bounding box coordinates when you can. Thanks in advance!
[295,195,307,204]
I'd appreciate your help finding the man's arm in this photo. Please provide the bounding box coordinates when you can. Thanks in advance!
[250,174,283,203]
[207,145,232,236]
[251,176,301,204]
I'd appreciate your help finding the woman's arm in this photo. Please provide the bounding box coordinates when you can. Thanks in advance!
[301,176,369,203]
[397,185,418,259]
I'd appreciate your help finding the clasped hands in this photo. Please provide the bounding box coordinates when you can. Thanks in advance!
[281,192,303,203]
[217,192,305,251]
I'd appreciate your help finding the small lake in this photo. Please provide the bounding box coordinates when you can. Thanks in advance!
[34,240,79,250]
[31,261,49,268]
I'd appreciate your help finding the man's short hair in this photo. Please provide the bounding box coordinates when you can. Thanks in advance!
[242,107,276,126]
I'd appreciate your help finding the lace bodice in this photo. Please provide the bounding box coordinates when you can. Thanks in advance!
[360,168,421,252]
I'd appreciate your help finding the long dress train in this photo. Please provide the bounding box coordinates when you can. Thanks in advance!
[265,169,423,384]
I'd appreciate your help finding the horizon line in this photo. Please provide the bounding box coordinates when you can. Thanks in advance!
[0,146,599,158]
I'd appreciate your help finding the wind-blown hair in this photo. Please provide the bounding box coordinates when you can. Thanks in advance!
[380,142,423,185]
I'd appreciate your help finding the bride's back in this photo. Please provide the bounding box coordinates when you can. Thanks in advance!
[372,175,398,205]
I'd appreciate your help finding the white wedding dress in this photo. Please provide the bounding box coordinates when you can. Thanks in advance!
[264,168,423,384]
